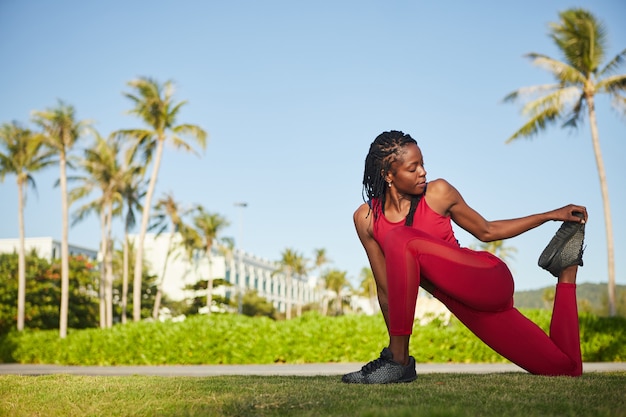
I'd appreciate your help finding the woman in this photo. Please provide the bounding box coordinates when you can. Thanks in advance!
[342,130,586,384]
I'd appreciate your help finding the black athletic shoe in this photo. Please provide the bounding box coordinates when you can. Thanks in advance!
[538,212,585,278]
[341,348,417,384]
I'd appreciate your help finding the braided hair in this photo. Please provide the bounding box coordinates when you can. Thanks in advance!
[362,130,422,226]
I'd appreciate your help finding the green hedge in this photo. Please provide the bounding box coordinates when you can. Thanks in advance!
[1,310,623,365]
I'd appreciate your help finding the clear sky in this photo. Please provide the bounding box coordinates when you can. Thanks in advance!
[1,0,624,292]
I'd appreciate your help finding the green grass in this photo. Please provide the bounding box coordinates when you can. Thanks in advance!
[1,372,625,417]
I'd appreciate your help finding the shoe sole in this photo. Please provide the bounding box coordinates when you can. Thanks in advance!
[538,213,584,273]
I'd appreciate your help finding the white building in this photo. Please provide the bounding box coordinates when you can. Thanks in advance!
[0,237,98,261]
[134,233,321,314]
[0,234,320,314]
[0,235,447,321]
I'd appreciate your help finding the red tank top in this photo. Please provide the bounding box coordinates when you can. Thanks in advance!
[371,194,459,251]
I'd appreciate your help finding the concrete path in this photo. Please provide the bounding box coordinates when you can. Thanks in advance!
[1,362,624,377]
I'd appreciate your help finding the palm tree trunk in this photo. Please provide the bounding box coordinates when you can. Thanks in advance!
[286,272,292,320]
[59,153,70,339]
[105,238,114,327]
[121,234,129,324]
[206,254,214,314]
[587,95,616,316]
[296,281,302,317]
[152,231,174,320]
[369,281,377,314]
[16,180,26,331]
[105,204,114,328]
[133,139,165,321]
[99,209,107,328]
[321,295,328,316]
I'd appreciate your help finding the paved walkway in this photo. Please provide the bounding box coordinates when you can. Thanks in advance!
[1,362,625,377]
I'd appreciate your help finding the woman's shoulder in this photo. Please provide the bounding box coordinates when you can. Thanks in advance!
[425,178,458,215]
[426,178,454,194]
[353,202,375,237]
[354,201,373,219]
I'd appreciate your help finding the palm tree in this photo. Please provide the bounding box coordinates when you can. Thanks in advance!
[323,269,350,316]
[313,248,330,277]
[177,222,202,309]
[149,192,186,319]
[0,121,54,331]
[70,132,128,328]
[293,253,309,317]
[118,161,144,324]
[359,266,377,314]
[115,77,208,322]
[275,248,304,319]
[312,248,330,314]
[504,9,625,316]
[192,205,230,314]
[32,101,90,337]
[473,240,517,266]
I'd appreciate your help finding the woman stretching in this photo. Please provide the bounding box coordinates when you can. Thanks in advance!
[342,130,586,384]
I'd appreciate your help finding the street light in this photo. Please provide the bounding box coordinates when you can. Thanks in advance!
[234,202,247,313]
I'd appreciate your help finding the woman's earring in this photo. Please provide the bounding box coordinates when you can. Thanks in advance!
[388,182,392,188]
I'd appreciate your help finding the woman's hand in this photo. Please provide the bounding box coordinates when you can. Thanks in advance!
[548,204,588,224]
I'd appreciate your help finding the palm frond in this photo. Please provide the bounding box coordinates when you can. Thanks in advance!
[502,83,561,103]
[526,53,585,83]
[550,9,607,74]
[610,93,626,117]
[168,100,188,120]
[597,48,626,78]
[172,124,208,147]
[71,200,102,227]
[561,93,586,129]
[506,106,561,143]
[596,74,626,94]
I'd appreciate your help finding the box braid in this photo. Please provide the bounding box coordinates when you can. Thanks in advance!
[362,130,422,226]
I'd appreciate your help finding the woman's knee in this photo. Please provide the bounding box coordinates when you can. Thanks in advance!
[383,227,429,255]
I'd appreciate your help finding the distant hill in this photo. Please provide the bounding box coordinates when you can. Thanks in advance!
[514,282,626,315]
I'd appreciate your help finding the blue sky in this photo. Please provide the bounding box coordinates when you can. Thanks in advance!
[1,0,624,292]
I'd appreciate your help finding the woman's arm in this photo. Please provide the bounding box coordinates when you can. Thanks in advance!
[427,179,587,242]
[353,203,390,327]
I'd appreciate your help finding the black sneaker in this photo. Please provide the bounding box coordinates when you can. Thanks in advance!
[341,348,417,384]
[538,212,585,278]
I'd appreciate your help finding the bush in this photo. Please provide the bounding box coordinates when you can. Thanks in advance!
[1,310,624,365]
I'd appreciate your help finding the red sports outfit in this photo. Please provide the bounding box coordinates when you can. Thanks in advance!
[370,192,582,376]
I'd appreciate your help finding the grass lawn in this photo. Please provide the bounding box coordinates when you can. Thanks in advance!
[1,372,625,417]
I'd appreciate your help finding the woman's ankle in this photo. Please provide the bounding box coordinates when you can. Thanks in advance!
[557,265,578,284]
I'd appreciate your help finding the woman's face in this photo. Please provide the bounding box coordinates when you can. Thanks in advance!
[386,143,427,195]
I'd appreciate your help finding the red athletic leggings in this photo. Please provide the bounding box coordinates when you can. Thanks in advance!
[383,227,582,376]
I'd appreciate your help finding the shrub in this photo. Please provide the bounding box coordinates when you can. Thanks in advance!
[1,310,624,365]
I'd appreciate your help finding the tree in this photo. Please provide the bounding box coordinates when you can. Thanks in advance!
[313,248,330,276]
[312,248,330,314]
[241,290,276,319]
[0,122,54,331]
[359,266,377,315]
[118,159,145,324]
[323,269,350,316]
[192,206,230,314]
[293,252,309,317]
[69,132,127,328]
[109,239,158,321]
[115,77,208,322]
[0,252,100,335]
[149,192,186,319]
[504,9,625,316]
[472,240,517,266]
[275,248,307,320]
[32,101,90,337]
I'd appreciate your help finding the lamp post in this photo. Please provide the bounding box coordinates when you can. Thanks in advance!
[234,202,247,313]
